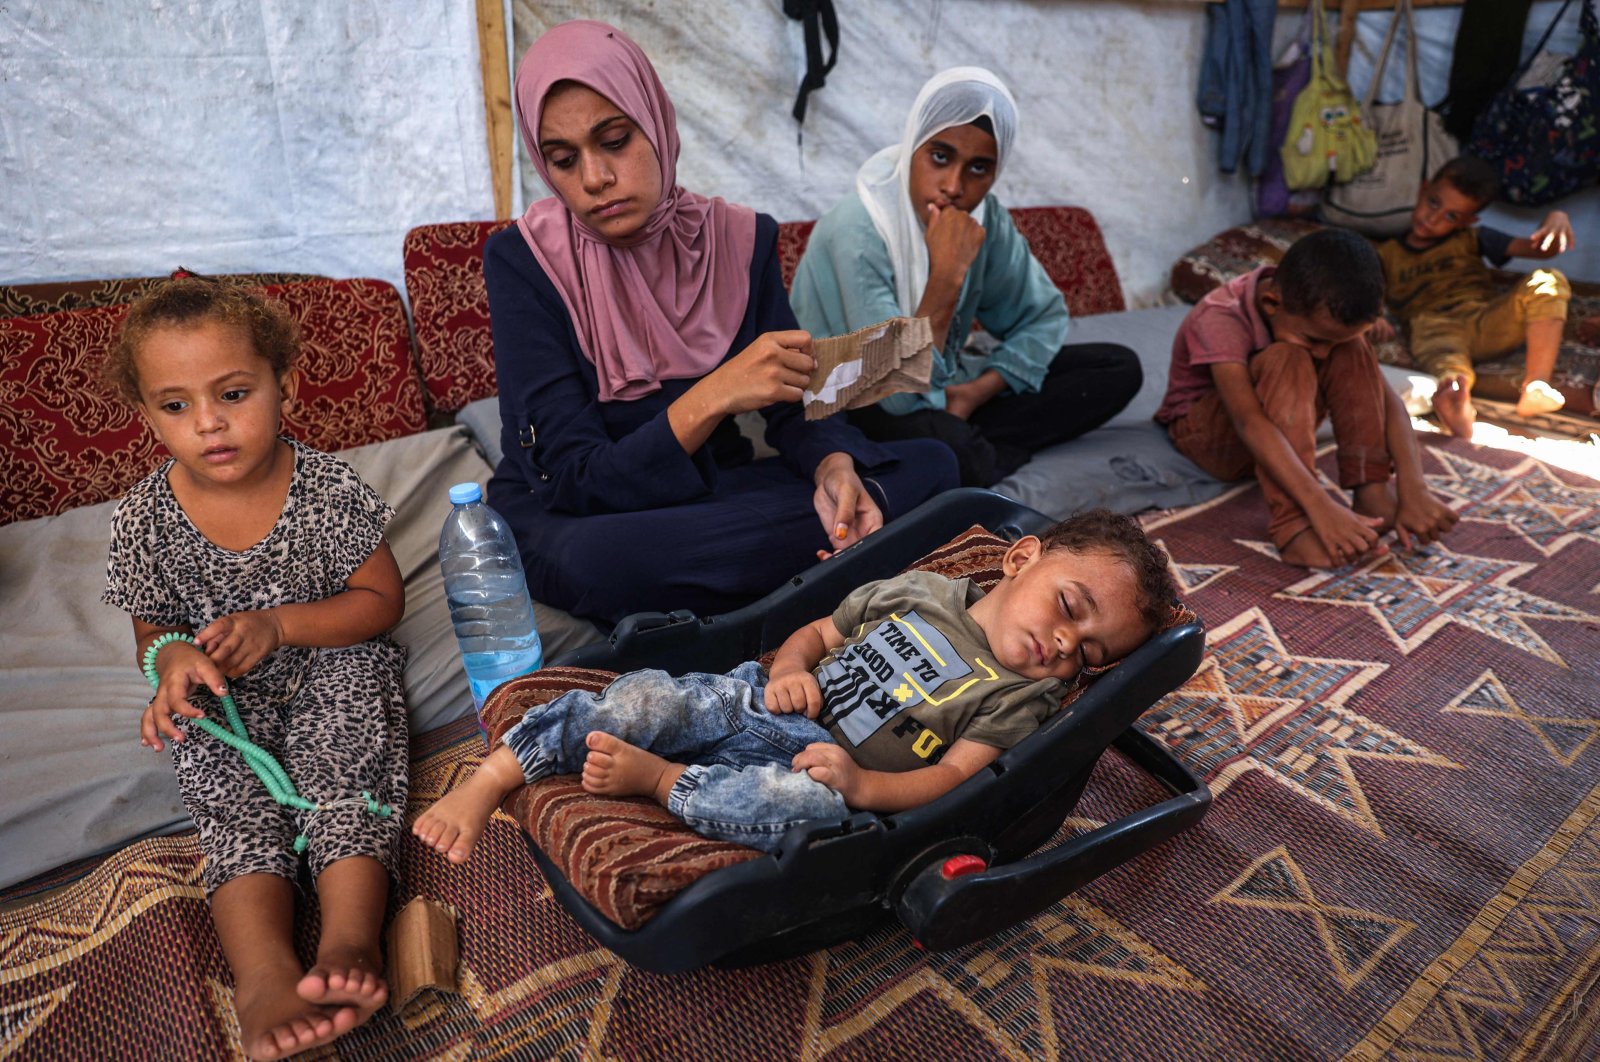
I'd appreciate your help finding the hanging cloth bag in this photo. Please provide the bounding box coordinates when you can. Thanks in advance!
[1257,8,1322,216]
[1324,0,1459,235]
[1468,0,1600,206]
[1281,0,1379,190]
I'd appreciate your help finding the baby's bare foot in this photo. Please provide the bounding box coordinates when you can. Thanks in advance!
[412,746,524,864]
[1433,375,1476,438]
[236,964,355,1061]
[582,732,681,805]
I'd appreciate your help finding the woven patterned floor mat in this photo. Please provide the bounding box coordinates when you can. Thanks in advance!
[3,434,1599,1059]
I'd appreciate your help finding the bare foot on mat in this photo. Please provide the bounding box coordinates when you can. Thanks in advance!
[1351,480,1398,533]
[1516,379,1565,417]
[412,746,525,864]
[582,731,683,805]
[236,967,357,1061]
[1433,375,1476,438]
[298,944,387,1028]
[1278,526,1387,569]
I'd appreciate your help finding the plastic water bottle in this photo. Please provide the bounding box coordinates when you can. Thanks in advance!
[439,482,542,713]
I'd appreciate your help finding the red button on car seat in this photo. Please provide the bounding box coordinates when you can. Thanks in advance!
[941,854,987,878]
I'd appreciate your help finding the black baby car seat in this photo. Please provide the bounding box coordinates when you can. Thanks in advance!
[535,488,1209,973]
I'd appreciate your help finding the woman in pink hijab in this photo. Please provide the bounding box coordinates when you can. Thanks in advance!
[485,21,956,626]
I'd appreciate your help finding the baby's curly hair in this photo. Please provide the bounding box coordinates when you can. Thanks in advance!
[104,277,299,405]
[1036,509,1179,634]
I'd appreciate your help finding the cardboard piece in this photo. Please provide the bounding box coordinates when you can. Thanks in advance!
[385,896,460,1006]
[802,316,935,420]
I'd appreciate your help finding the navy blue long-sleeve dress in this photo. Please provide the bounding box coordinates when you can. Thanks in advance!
[484,213,959,625]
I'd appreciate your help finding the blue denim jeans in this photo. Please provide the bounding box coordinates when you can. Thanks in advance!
[501,661,849,851]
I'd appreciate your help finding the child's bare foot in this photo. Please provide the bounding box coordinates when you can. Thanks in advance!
[1278,525,1387,568]
[1278,529,1336,568]
[412,745,525,864]
[1516,379,1565,417]
[236,964,357,1061]
[1351,481,1398,531]
[1433,375,1476,438]
[581,731,683,805]
[298,943,387,1028]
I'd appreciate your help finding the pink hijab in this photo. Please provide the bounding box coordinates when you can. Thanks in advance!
[514,21,757,401]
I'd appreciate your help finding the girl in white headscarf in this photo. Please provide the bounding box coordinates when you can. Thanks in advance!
[791,67,1142,488]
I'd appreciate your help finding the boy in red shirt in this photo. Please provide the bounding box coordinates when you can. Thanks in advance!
[1156,228,1458,568]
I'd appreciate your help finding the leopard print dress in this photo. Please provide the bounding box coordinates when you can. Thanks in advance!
[103,439,408,892]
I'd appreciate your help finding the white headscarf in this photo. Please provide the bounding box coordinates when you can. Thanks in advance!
[856,67,1019,316]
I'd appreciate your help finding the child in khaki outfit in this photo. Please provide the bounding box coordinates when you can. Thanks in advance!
[1156,228,1458,569]
[1375,156,1574,438]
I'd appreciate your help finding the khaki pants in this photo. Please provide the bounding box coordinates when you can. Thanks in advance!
[1167,339,1393,550]
[1407,268,1570,389]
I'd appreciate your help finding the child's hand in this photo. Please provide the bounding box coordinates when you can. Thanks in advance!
[765,670,824,717]
[1393,489,1459,550]
[142,642,224,751]
[1309,497,1388,565]
[1368,316,1398,345]
[792,742,859,802]
[196,610,284,678]
[1529,211,1573,258]
[924,203,986,284]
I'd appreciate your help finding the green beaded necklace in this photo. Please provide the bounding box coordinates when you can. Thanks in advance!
[143,632,392,854]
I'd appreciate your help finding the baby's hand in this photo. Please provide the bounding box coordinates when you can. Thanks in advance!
[1530,211,1573,257]
[792,743,858,802]
[142,641,224,751]
[196,610,284,678]
[1393,489,1459,550]
[765,670,824,718]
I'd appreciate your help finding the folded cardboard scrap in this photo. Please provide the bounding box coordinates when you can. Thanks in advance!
[386,896,459,1007]
[802,316,934,420]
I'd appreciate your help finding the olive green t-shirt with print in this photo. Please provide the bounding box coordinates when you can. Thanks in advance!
[816,569,1065,773]
[1375,226,1515,322]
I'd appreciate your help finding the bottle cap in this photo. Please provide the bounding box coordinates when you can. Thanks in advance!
[449,482,483,505]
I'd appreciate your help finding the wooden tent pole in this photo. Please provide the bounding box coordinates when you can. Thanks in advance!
[476,0,514,220]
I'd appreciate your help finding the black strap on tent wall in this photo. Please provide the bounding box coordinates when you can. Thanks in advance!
[785,0,839,132]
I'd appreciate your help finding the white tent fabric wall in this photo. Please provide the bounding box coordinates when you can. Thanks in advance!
[0,2,494,295]
[513,0,1254,307]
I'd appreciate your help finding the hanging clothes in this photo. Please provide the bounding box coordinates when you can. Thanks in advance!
[1441,0,1536,141]
[1197,0,1279,175]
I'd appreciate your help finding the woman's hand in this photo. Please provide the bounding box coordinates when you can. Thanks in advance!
[705,330,816,416]
[142,640,225,751]
[924,203,985,286]
[195,610,284,678]
[812,452,883,558]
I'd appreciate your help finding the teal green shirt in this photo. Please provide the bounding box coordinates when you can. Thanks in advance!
[790,191,1071,415]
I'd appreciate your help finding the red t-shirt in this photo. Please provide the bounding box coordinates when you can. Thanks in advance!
[1154,266,1275,425]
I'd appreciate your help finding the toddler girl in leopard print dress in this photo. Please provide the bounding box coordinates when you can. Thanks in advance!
[100,278,408,1062]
